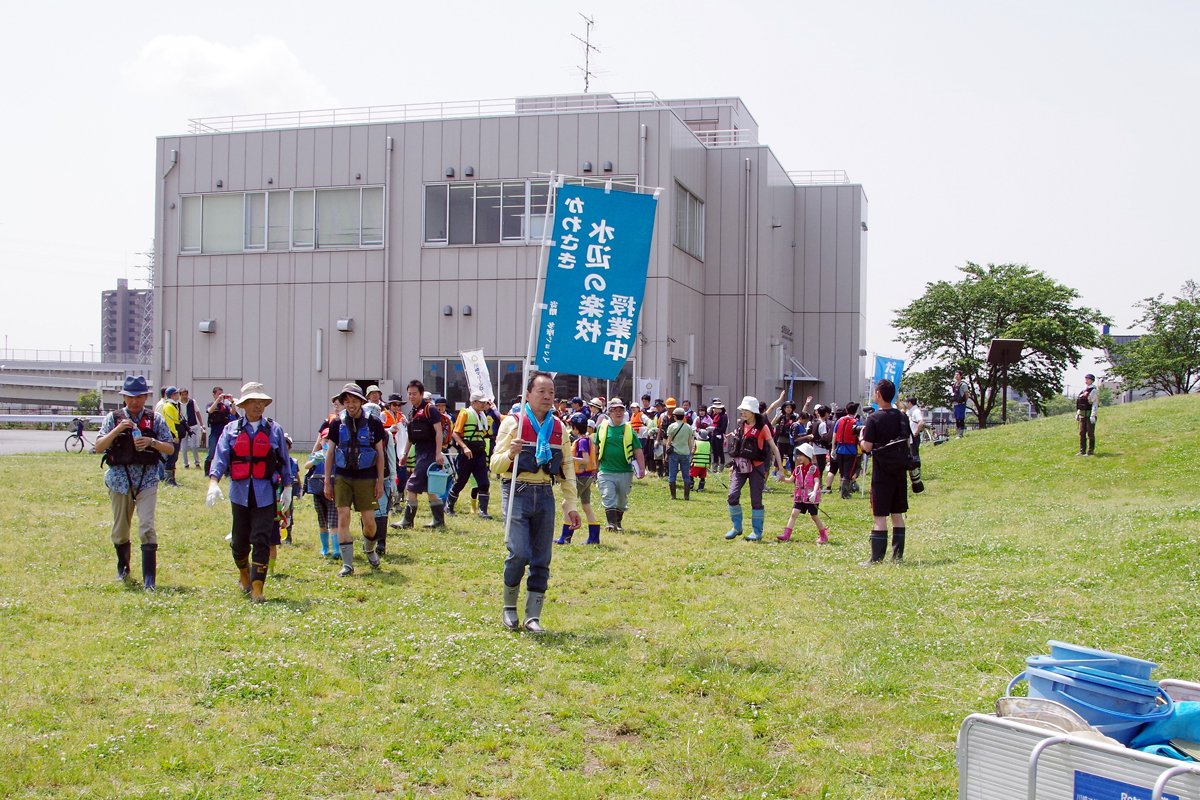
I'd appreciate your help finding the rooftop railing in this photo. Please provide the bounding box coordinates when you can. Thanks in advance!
[693,129,759,147]
[0,349,152,366]
[788,170,852,185]
[188,92,668,134]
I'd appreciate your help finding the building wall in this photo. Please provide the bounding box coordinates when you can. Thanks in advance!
[101,278,149,359]
[154,98,866,439]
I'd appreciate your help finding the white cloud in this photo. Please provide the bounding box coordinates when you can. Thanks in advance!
[122,35,337,116]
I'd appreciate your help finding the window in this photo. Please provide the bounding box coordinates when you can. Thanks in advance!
[670,359,688,403]
[178,186,385,253]
[423,177,637,246]
[674,182,704,260]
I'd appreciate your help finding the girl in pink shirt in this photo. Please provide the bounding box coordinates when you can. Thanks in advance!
[779,443,828,544]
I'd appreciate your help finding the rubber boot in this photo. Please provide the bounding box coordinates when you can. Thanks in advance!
[523,591,546,633]
[375,519,387,556]
[337,541,355,576]
[140,543,158,590]
[891,527,906,562]
[237,565,251,593]
[818,526,829,545]
[683,481,690,501]
[423,501,446,529]
[615,510,625,531]
[747,508,765,541]
[725,505,744,539]
[584,523,601,544]
[501,583,520,630]
[471,489,479,515]
[364,535,380,568]
[115,542,131,582]
[554,524,573,545]
[319,531,331,556]
[604,508,620,532]
[249,561,267,602]
[669,482,677,500]
[445,491,459,516]
[477,492,492,520]
[778,527,793,542]
[861,532,888,566]
[396,502,417,529]
[698,478,705,491]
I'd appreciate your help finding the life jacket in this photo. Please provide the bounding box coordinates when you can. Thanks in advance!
[733,422,767,462]
[406,444,416,469]
[951,380,968,405]
[408,402,437,444]
[692,440,711,468]
[333,413,377,471]
[597,420,635,464]
[510,414,565,477]
[1076,388,1094,412]
[573,435,597,476]
[230,418,279,482]
[834,416,858,446]
[103,409,161,467]
[459,408,491,444]
[628,408,645,432]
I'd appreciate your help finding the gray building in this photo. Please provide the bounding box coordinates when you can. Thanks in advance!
[101,278,150,362]
[153,92,867,437]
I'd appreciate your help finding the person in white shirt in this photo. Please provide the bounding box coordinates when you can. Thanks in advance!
[904,397,925,461]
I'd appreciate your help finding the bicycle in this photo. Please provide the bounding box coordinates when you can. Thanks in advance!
[64,430,90,453]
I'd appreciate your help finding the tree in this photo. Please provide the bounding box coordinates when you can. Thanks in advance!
[898,366,956,409]
[1102,281,1200,396]
[77,389,101,415]
[1043,393,1076,417]
[892,263,1108,427]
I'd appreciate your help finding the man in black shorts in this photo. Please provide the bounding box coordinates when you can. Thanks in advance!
[859,379,913,565]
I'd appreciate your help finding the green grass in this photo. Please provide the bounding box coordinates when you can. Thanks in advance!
[2,394,1200,799]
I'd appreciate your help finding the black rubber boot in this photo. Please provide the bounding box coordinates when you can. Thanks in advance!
[604,508,620,531]
[669,482,677,500]
[397,502,417,529]
[891,527,906,562]
[477,492,492,520]
[445,492,459,516]
[861,532,888,566]
[115,542,131,582]
[840,480,852,500]
[140,543,158,590]
[615,510,625,532]
[683,481,691,501]
[249,560,268,602]
[423,501,446,529]
[375,518,387,556]
[697,478,705,491]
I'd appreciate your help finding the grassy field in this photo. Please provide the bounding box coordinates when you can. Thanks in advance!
[2,394,1199,799]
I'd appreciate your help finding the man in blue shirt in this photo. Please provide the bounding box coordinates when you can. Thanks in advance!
[94,375,175,589]
[206,382,293,602]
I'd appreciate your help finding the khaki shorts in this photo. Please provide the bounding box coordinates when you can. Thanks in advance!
[334,477,376,512]
[576,474,596,506]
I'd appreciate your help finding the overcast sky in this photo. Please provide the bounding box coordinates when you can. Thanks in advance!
[2,0,1196,393]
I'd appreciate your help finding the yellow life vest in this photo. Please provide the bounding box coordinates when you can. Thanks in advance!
[597,420,635,463]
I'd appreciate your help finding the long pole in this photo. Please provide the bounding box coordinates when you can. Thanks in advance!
[504,173,559,540]
[1002,361,1009,425]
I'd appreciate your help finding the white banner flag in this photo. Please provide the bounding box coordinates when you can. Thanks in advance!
[460,349,494,401]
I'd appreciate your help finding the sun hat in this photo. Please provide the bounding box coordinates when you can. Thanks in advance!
[608,397,626,409]
[165,386,179,397]
[365,384,382,396]
[333,383,367,403]
[588,397,605,410]
[737,395,759,414]
[711,399,725,409]
[796,442,815,462]
[119,376,152,397]
[237,382,274,407]
[387,393,405,404]
[470,390,489,403]
[672,407,686,417]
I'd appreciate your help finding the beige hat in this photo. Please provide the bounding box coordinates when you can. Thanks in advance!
[236,381,273,407]
[365,384,382,396]
[333,382,368,403]
[470,390,489,403]
[737,395,759,414]
[608,397,626,409]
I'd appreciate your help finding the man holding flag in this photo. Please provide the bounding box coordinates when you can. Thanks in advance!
[490,371,581,633]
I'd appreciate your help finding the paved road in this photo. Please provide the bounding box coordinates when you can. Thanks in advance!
[0,429,86,456]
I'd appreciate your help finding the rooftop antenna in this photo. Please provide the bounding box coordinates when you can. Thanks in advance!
[572,13,600,93]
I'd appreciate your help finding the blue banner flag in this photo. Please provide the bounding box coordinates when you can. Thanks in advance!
[872,355,905,407]
[534,184,658,379]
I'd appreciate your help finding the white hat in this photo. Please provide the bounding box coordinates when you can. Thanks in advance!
[608,397,626,409]
[796,442,815,462]
[737,395,759,414]
[470,390,489,403]
[236,381,273,407]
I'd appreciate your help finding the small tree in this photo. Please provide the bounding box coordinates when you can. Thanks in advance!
[77,389,101,416]
[1042,393,1076,417]
[1102,281,1200,396]
[893,262,1108,427]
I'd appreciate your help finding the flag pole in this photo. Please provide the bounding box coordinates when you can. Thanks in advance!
[504,172,560,540]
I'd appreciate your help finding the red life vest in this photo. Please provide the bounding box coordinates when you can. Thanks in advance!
[230,418,278,481]
[513,414,566,476]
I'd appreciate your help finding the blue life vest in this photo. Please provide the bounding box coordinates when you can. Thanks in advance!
[334,413,376,471]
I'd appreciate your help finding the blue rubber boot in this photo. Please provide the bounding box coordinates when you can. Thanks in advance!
[319,531,331,556]
[584,523,601,544]
[746,508,765,541]
[724,505,744,540]
[554,524,573,545]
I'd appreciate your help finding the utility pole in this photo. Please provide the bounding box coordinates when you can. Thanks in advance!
[573,14,600,93]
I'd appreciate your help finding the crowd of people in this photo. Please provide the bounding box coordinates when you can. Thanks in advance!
[94,369,935,628]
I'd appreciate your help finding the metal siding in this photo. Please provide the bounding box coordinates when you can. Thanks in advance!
[497,117,518,177]
[257,131,277,189]
[836,186,853,313]
[803,187,822,314]
[617,112,639,179]
[296,128,315,187]
[366,124,386,185]
[178,136,197,194]
[243,252,261,287]
[460,118,480,178]
[330,250,350,286]
[819,188,837,313]
[557,113,579,177]
[478,117,500,179]
[260,251,277,287]
[278,129,298,188]
[517,115,539,177]
[311,250,331,286]
[420,121,442,183]
[459,246,478,283]
[537,115,557,174]
[227,134,246,192]
[211,135,229,191]
[313,127,333,186]
[195,135,213,192]
[332,126,352,185]
[442,120,462,177]
[595,112,618,175]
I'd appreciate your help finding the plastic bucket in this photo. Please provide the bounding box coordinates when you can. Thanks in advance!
[1008,666,1173,744]
[1046,640,1157,681]
[426,465,450,496]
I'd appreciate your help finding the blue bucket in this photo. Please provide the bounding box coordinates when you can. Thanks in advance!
[426,465,451,496]
[1008,665,1173,744]
[1046,640,1158,681]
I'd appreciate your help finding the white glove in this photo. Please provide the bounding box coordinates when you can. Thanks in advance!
[279,487,292,509]
[206,483,224,507]
[1090,415,1096,424]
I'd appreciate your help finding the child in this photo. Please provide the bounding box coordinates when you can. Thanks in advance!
[303,429,335,556]
[779,443,828,544]
[556,414,601,544]
[690,423,711,491]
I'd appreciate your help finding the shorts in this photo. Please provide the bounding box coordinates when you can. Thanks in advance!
[576,474,596,505]
[406,448,436,494]
[870,472,909,516]
[689,465,707,478]
[953,403,966,422]
[792,501,819,515]
[334,476,376,512]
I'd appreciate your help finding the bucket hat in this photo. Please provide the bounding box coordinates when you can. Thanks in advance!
[607,397,626,409]
[796,442,815,462]
[737,396,759,414]
[588,397,605,410]
[365,384,382,396]
[387,393,405,404]
[237,382,274,407]
[119,375,152,397]
[333,383,367,403]
[165,386,179,398]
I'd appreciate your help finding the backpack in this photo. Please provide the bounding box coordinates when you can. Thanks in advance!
[834,416,858,446]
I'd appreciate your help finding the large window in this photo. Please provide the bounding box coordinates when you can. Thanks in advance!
[179,186,384,254]
[423,176,638,246]
[674,182,704,260]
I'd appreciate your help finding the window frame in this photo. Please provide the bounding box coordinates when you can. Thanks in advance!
[673,181,705,261]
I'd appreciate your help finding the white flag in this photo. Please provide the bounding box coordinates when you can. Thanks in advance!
[460,350,494,401]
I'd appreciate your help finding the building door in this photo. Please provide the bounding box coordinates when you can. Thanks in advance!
[669,360,687,403]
